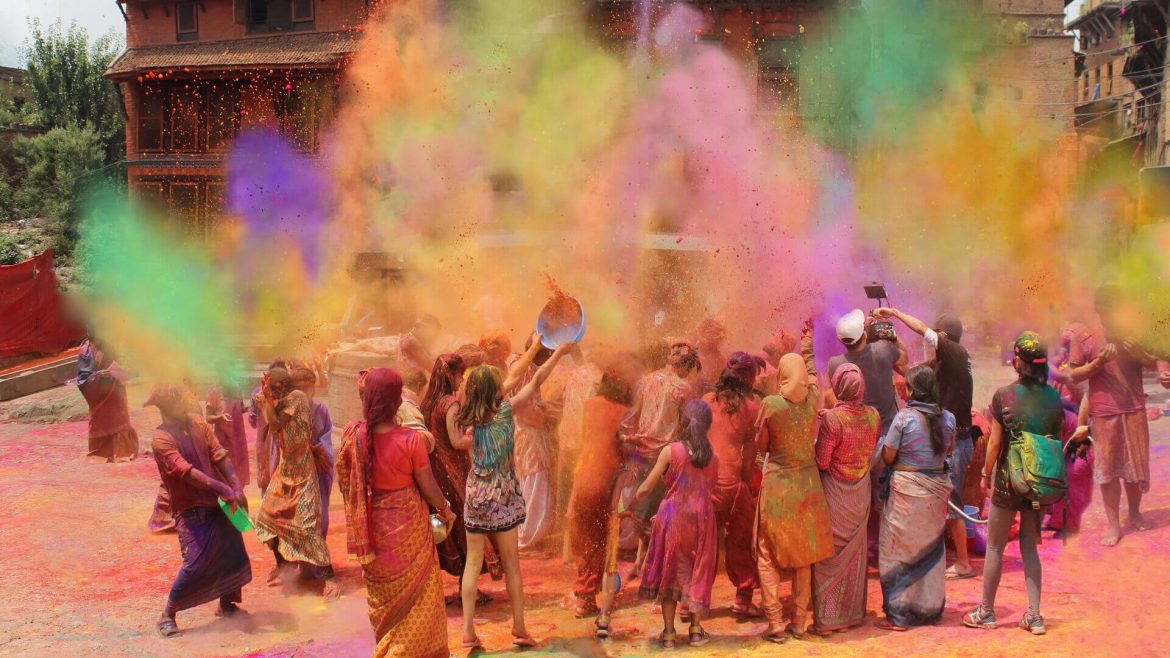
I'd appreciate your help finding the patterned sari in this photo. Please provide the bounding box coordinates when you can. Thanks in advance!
[338,423,447,658]
[254,390,332,566]
[879,470,951,627]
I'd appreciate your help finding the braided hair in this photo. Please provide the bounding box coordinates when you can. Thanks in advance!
[905,364,945,456]
[682,399,714,468]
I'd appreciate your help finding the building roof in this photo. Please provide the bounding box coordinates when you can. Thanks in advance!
[105,30,360,78]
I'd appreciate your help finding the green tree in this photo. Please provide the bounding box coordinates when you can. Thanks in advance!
[8,127,106,253]
[21,20,124,163]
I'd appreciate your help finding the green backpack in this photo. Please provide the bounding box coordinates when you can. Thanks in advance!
[1006,430,1068,507]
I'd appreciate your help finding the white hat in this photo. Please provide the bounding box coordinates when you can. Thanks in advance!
[836,309,866,345]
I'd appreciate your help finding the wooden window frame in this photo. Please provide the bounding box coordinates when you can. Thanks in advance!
[176,1,198,41]
[292,0,314,23]
[137,85,166,153]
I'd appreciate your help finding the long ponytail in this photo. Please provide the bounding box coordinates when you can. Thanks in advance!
[906,364,945,456]
[682,399,714,468]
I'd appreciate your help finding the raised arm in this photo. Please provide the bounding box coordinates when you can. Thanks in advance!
[509,342,573,409]
[874,307,930,337]
[799,324,821,410]
[502,334,544,394]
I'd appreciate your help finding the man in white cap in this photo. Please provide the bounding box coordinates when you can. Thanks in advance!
[826,309,907,437]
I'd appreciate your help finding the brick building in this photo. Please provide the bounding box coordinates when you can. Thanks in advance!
[1067,0,1167,162]
[105,0,368,235]
[980,0,1075,132]
[105,0,1078,232]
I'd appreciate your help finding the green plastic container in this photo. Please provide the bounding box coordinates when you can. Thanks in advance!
[218,498,254,532]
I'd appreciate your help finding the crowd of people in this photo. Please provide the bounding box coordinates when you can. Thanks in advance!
[77,284,1170,654]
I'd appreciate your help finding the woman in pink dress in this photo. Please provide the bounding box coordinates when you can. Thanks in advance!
[633,399,719,649]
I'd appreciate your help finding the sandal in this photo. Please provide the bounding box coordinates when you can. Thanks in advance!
[574,599,600,618]
[688,625,711,647]
[595,614,611,638]
[946,566,977,580]
[678,607,691,623]
[460,635,482,649]
[762,629,788,644]
[659,630,677,650]
[876,619,908,632]
[512,632,537,648]
[157,618,181,638]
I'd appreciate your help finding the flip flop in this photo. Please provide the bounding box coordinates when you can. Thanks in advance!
[512,633,537,648]
[946,566,978,580]
[762,630,788,644]
[460,636,482,649]
[876,619,908,632]
[157,618,182,638]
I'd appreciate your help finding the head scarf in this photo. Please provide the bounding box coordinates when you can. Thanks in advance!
[455,343,486,368]
[695,318,726,346]
[831,363,865,406]
[762,330,798,362]
[361,368,404,428]
[725,351,761,385]
[667,341,701,373]
[777,352,809,404]
[934,314,964,343]
[338,367,403,566]
[478,330,512,366]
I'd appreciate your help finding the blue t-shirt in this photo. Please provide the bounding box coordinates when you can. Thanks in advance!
[882,402,956,470]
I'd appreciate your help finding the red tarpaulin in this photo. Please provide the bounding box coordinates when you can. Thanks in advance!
[0,250,83,358]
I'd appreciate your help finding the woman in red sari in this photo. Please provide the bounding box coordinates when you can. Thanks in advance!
[337,368,455,658]
[77,338,138,463]
[419,353,502,600]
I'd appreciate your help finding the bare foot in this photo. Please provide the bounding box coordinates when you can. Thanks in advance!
[1101,529,1122,547]
[265,565,284,586]
[322,580,341,600]
[1128,514,1151,531]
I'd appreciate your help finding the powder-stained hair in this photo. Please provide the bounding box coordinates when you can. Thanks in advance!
[457,365,503,428]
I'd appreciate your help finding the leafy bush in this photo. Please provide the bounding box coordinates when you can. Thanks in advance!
[0,232,25,265]
[9,127,105,248]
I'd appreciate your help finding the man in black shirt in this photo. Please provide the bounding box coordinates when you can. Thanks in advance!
[875,308,976,578]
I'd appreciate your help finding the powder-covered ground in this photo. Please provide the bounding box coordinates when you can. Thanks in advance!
[2,358,1168,657]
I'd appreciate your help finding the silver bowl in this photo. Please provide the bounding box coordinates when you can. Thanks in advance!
[430,514,450,544]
